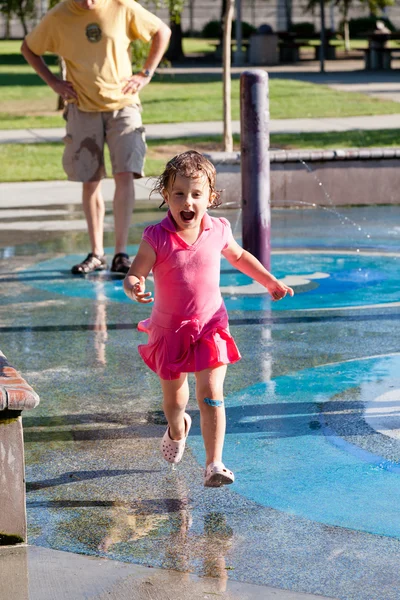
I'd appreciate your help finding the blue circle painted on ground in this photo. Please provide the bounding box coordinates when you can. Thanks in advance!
[21,250,400,311]
[188,354,400,539]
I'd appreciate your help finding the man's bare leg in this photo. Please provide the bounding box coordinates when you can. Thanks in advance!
[71,180,107,274]
[82,180,105,256]
[113,172,135,255]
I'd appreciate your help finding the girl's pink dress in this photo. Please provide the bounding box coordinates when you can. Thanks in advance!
[137,211,241,380]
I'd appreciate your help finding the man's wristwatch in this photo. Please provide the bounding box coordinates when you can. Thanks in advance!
[140,69,152,78]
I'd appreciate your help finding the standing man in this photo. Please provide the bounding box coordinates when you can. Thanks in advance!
[22,0,170,275]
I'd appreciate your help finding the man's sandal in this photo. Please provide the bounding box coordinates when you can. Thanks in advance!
[204,462,234,487]
[110,252,131,274]
[71,253,107,275]
[160,413,192,464]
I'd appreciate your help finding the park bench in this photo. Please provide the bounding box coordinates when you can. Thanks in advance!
[0,351,40,545]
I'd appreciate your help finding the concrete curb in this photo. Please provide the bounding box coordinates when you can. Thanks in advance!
[1,112,400,146]
[205,148,400,206]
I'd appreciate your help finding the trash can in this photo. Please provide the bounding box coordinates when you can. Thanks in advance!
[249,25,278,66]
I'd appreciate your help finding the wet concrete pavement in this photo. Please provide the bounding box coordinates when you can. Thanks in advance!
[1,183,400,599]
[1,545,330,600]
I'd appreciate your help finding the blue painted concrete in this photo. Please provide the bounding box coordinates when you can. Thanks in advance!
[19,250,400,311]
[188,354,400,539]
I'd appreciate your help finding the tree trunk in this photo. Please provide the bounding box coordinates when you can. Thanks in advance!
[17,12,28,36]
[342,1,351,53]
[165,20,184,61]
[4,12,11,39]
[223,0,234,152]
[285,0,293,30]
[343,15,350,52]
[220,0,227,40]
[189,0,195,35]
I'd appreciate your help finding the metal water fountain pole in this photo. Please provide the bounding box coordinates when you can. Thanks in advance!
[240,69,271,271]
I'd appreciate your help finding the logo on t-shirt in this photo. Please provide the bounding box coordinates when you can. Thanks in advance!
[86,23,102,43]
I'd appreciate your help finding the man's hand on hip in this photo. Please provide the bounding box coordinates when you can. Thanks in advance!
[121,73,151,95]
[52,79,78,101]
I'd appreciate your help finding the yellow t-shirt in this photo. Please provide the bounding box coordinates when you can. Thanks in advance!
[25,0,162,111]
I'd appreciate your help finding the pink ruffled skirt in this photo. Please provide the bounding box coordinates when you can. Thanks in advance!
[138,304,241,380]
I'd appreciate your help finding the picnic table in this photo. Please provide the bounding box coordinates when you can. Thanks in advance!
[277,32,336,63]
[209,39,250,62]
[364,32,400,70]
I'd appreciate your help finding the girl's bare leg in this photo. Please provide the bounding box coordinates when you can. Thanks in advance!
[195,365,227,466]
[160,374,189,441]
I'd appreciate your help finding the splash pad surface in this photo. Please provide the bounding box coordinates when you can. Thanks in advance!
[2,205,400,600]
[21,248,400,311]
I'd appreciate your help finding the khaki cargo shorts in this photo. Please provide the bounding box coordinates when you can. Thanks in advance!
[62,104,146,182]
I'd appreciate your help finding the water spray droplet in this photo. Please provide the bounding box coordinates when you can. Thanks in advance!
[300,159,373,245]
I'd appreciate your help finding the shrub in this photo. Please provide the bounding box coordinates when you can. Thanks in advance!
[131,39,150,70]
[182,29,203,37]
[289,22,315,36]
[131,39,170,69]
[239,21,257,38]
[202,19,256,39]
[346,16,396,37]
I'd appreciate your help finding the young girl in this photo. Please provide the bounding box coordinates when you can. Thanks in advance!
[124,151,294,487]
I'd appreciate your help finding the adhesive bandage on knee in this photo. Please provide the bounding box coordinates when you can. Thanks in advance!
[204,397,223,407]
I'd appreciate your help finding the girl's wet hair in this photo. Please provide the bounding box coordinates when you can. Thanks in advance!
[151,150,222,208]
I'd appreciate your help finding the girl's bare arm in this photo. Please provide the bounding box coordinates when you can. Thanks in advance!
[123,240,156,303]
[222,238,294,300]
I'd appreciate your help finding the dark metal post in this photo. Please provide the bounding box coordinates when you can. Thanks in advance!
[319,0,326,73]
[234,0,244,65]
[240,69,271,271]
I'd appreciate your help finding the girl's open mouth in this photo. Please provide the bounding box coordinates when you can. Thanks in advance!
[181,211,195,222]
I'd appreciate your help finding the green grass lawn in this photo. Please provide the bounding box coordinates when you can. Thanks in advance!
[182,38,217,54]
[0,40,22,53]
[0,37,217,57]
[1,130,400,182]
[1,39,400,129]
[1,39,399,183]
[1,74,400,129]
[142,77,400,122]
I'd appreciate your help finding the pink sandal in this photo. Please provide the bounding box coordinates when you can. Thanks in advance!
[204,462,235,487]
[160,413,192,464]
